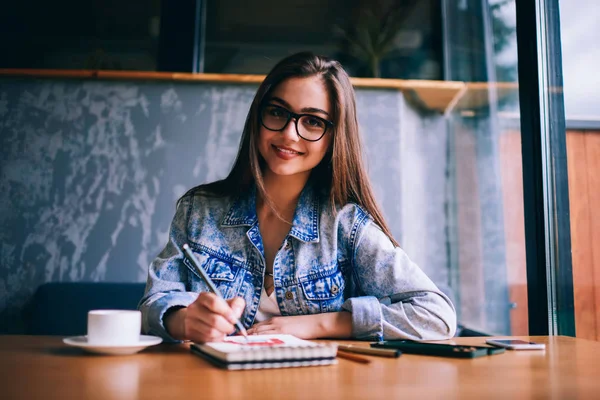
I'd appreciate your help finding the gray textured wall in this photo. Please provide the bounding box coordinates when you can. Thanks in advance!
[0,77,496,334]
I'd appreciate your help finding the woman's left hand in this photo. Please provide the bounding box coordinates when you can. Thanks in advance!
[247,312,352,339]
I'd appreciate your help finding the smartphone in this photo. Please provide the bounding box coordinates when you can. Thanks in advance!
[371,341,504,358]
[485,339,545,350]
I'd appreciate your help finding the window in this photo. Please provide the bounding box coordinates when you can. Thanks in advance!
[0,0,161,70]
[203,0,443,79]
[561,0,600,341]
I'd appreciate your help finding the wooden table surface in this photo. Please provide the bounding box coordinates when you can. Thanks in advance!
[1,335,599,399]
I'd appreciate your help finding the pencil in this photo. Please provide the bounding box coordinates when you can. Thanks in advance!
[181,243,249,342]
[336,350,371,364]
[338,344,401,358]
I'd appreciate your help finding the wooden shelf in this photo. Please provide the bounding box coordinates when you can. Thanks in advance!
[0,69,266,83]
[0,69,467,113]
[452,82,520,113]
[347,77,466,113]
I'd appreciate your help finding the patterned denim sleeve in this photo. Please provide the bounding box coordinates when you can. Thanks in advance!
[138,195,198,342]
[342,219,457,341]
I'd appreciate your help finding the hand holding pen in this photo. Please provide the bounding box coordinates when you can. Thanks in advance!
[176,243,249,343]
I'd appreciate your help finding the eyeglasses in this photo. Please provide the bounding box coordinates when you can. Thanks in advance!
[259,104,333,142]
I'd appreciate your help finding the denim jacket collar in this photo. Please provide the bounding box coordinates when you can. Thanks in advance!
[221,183,320,243]
[221,186,258,227]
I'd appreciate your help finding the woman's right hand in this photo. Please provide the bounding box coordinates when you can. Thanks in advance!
[165,293,245,343]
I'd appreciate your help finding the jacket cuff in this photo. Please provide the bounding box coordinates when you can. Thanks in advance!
[142,292,198,343]
[341,296,384,341]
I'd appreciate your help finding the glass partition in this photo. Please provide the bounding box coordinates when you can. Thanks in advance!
[441,0,527,335]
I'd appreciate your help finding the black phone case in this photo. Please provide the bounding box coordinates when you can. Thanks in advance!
[370,341,505,358]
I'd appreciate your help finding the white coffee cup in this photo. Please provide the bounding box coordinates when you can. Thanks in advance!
[87,310,142,346]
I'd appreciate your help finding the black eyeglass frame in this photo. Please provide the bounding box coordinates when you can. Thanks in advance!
[259,104,334,142]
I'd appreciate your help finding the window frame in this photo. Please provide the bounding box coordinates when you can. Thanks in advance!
[515,0,575,336]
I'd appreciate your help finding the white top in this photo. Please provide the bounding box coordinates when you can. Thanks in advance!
[253,287,282,322]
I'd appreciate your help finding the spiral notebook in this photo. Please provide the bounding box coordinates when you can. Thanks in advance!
[190,334,338,370]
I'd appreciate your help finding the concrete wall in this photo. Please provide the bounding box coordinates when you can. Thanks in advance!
[0,77,471,333]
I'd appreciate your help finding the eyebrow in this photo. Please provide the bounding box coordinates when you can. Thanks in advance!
[269,97,330,117]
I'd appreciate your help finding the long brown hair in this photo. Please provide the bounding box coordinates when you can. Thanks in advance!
[188,52,398,247]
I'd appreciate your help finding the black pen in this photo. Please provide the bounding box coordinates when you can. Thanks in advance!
[181,243,249,342]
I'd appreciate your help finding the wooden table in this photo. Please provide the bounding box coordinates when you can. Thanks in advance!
[1,335,599,399]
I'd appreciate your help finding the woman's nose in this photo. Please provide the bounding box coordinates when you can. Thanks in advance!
[280,118,300,141]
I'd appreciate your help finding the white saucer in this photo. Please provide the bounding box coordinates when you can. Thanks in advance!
[63,335,163,355]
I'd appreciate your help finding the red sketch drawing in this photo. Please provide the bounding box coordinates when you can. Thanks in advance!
[223,338,285,346]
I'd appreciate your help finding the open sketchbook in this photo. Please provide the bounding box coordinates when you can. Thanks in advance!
[190,334,338,370]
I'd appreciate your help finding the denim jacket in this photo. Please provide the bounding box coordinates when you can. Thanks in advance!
[139,184,457,342]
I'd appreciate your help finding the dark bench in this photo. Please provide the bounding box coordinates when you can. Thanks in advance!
[24,282,146,336]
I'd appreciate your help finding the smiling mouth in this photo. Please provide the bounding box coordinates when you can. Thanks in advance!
[273,145,304,155]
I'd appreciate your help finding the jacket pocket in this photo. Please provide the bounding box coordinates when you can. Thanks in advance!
[184,249,244,298]
[300,268,346,313]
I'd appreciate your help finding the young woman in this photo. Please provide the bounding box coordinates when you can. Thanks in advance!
[139,52,456,343]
